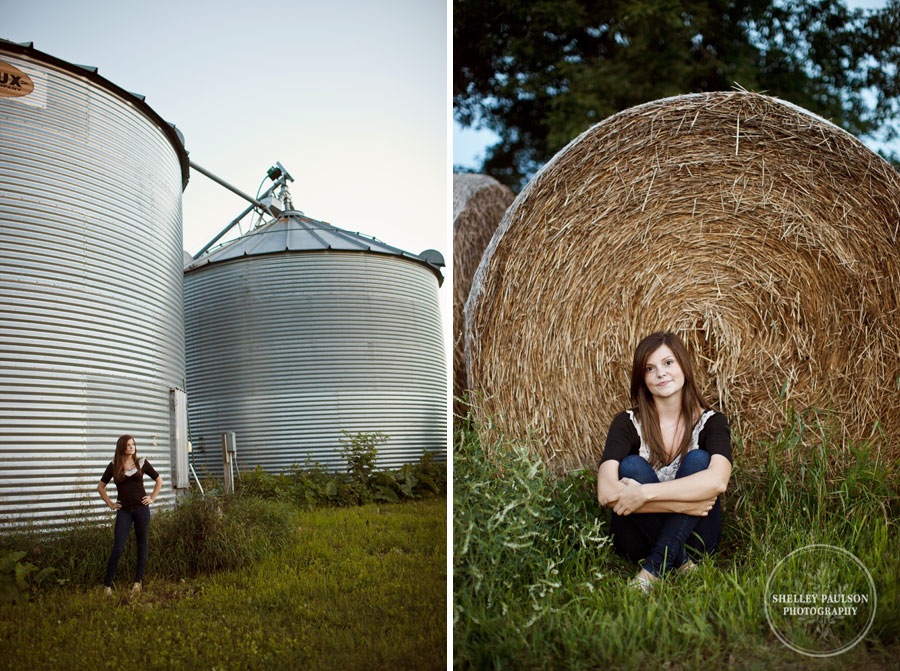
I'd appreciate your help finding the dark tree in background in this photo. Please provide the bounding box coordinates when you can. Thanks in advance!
[454,0,900,189]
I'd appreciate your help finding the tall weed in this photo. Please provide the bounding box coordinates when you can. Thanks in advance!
[152,494,295,577]
[453,427,609,633]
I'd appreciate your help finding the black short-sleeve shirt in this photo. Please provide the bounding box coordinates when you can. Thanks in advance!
[101,459,160,509]
[600,410,732,466]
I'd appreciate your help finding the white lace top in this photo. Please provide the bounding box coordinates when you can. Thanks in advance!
[626,409,716,482]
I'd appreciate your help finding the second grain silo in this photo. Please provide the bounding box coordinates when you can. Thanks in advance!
[184,207,446,475]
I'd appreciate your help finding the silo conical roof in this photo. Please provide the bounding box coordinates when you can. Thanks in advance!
[186,210,444,284]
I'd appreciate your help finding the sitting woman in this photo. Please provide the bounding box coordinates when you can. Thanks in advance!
[596,331,732,591]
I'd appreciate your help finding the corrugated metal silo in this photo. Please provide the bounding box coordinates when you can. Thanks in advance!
[184,212,446,475]
[0,40,190,528]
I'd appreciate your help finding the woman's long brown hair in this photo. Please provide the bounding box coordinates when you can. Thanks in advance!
[630,332,708,469]
[113,434,141,481]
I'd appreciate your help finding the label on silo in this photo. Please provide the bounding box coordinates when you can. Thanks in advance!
[0,59,47,108]
[0,61,34,98]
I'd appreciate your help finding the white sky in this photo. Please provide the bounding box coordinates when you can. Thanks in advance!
[4,0,448,262]
[5,0,451,362]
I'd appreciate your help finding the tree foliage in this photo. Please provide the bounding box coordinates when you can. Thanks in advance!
[454,0,900,188]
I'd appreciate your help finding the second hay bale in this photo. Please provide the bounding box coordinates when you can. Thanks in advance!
[464,91,900,473]
[453,173,515,411]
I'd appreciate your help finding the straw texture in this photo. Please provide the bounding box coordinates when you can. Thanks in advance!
[464,91,900,473]
[453,173,515,411]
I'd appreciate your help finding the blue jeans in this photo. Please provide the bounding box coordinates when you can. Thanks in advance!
[610,451,721,577]
[103,505,150,587]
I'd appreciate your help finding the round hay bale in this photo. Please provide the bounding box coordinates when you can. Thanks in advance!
[465,91,900,473]
[453,173,515,412]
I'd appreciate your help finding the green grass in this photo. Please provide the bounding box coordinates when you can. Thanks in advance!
[0,498,446,671]
[453,420,899,670]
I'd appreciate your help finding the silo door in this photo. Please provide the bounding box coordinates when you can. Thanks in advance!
[170,388,189,489]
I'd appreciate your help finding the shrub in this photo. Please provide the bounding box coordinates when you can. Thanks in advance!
[453,426,609,633]
[1,519,112,587]
[285,460,345,507]
[237,465,292,500]
[370,452,448,503]
[410,450,447,497]
[338,431,388,504]
[0,550,56,603]
[339,431,386,484]
[152,494,295,577]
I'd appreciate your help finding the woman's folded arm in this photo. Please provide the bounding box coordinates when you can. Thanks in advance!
[599,455,731,516]
[638,454,731,503]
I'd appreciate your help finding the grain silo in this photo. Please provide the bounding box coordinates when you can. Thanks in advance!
[0,40,190,528]
[184,209,447,475]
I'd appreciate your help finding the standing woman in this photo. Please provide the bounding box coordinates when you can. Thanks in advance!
[97,434,163,594]
[596,332,732,591]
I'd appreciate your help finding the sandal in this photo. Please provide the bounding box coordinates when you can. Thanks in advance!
[629,568,659,593]
[628,575,655,593]
[678,559,698,574]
